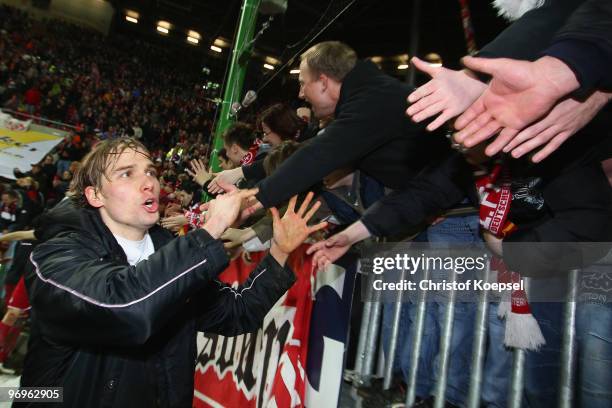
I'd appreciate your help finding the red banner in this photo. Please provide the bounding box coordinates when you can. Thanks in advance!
[193,245,315,408]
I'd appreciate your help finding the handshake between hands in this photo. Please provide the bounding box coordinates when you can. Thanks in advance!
[200,182,328,263]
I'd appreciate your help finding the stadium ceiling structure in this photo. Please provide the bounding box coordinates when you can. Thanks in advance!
[109,0,508,69]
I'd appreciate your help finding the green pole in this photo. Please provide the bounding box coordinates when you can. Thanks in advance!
[209,0,261,172]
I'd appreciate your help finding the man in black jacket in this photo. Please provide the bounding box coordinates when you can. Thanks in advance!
[18,138,325,407]
[209,41,460,218]
[308,0,612,276]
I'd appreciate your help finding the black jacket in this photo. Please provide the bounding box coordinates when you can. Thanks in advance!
[361,131,612,277]
[255,60,453,208]
[478,0,585,62]
[19,203,295,407]
[545,0,612,92]
[361,152,475,237]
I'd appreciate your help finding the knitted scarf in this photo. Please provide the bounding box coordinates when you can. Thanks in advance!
[477,163,545,350]
[240,139,263,166]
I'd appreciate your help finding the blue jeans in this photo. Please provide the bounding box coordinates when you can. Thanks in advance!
[382,215,482,405]
[481,303,513,408]
[522,268,612,408]
[523,301,564,408]
[576,263,612,408]
[576,301,612,407]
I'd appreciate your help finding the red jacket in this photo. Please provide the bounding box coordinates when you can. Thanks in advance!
[24,87,41,106]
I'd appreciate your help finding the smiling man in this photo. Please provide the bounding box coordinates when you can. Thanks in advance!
[18,138,325,407]
[247,41,464,220]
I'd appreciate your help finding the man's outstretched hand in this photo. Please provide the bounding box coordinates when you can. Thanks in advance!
[306,233,352,273]
[201,185,258,239]
[454,56,580,149]
[497,90,612,162]
[406,57,487,131]
[207,167,243,194]
[270,192,328,257]
[306,220,372,272]
[186,159,211,186]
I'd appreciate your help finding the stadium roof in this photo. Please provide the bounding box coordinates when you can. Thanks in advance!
[110,0,508,69]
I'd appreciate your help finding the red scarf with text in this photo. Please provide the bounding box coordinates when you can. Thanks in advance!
[477,163,545,350]
[240,139,263,166]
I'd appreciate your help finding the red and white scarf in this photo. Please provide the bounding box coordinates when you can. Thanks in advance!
[240,139,263,166]
[477,163,545,350]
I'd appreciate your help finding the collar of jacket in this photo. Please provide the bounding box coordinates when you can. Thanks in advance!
[335,60,388,118]
[37,199,171,263]
[84,209,170,263]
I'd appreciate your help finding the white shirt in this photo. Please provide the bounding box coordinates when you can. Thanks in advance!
[113,233,155,266]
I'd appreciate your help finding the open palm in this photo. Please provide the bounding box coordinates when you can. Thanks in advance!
[454,56,574,148]
[271,192,328,254]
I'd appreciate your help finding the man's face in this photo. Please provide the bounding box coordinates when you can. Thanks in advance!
[298,60,336,118]
[176,190,193,207]
[223,143,245,166]
[87,148,160,240]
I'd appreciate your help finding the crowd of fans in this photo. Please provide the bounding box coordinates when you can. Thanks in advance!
[1,1,611,407]
[0,5,216,150]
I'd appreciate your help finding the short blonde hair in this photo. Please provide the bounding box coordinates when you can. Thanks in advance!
[300,41,357,82]
[68,138,150,207]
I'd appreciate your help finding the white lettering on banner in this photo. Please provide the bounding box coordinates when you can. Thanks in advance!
[195,249,353,408]
[195,302,296,405]
[278,351,301,407]
[193,390,225,408]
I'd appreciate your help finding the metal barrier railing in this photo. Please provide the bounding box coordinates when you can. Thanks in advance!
[558,269,579,408]
[405,265,430,406]
[508,348,526,408]
[352,261,370,385]
[466,262,490,408]
[433,269,457,408]
[508,278,530,408]
[383,268,407,389]
[352,260,585,407]
[352,262,383,387]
